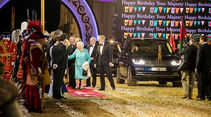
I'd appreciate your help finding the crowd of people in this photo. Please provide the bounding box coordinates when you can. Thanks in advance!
[179,36,211,101]
[0,20,211,115]
[0,21,116,113]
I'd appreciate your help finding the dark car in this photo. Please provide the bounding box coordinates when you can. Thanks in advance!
[109,40,122,76]
[117,38,182,87]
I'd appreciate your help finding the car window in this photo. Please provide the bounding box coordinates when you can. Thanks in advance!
[123,39,128,49]
[166,42,173,54]
[126,41,132,53]
[131,40,172,55]
[111,44,120,53]
[111,43,121,57]
[117,45,121,53]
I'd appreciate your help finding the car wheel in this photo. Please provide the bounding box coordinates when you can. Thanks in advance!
[127,66,136,86]
[116,67,125,84]
[172,81,182,87]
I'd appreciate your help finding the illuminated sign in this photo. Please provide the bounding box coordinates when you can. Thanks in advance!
[118,0,211,40]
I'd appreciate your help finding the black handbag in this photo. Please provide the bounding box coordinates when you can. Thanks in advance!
[83,69,87,76]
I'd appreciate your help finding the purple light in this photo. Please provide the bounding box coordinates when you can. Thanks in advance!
[61,0,98,44]
[98,0,115,2]
[0,0,9,9]
[61,0,86,42]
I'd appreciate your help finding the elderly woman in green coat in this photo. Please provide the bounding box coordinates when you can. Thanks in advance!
[69,42,91,90]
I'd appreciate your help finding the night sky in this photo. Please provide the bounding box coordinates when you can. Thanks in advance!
[0,0,61,34]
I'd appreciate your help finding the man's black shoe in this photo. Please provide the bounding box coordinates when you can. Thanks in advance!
[99,88,105,91]
[182,96,187,99]
[188,97,193,99]
[61,96,67,99]
[53,97,62,100]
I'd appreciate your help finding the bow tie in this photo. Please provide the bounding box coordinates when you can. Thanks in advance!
[90,45,93,47]
[99,44,103,46]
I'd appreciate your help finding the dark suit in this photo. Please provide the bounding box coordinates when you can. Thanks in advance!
[86,43,98,87]
[67,44,76,88]
[52,43,67,99]
[95,42,115,90]
[186,45,198,72]
[181,44,197,98]
[196,43,211,99]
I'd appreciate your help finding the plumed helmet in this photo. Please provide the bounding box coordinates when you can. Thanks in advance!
[28,32,48,40]
[27,21,41,32]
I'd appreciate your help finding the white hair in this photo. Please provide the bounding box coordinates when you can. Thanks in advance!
[69,36,75,41]
[77,41,84,48]
[98,35,106,40]
[75,37,82,42]
[90,37,96,41]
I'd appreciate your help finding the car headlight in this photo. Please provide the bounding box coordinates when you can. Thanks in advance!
[132,59,145,65]
[171,60,181,66]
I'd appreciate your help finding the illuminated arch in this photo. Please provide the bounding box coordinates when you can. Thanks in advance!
[0,0,98,44]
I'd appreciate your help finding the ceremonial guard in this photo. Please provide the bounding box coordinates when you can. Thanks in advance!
[20,21,51,112]
[0,34,17,81]
[24,32,51,112]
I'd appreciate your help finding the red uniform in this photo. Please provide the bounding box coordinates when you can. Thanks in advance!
[24,41,43,112]
[17,39,31,80]
[24,37,51,112]
[0,40,17,81]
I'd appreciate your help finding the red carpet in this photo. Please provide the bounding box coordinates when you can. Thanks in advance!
[66,86,106,97]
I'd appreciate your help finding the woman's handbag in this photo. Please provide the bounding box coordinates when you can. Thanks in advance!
[83,69,88,76]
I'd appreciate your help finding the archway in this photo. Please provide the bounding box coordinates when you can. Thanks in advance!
[0,0,98,44]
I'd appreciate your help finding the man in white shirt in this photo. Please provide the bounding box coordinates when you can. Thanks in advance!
[94,35,115,90]
[86,37,98,87]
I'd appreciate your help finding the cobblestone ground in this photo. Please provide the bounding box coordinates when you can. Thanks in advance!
[20,78,211,117]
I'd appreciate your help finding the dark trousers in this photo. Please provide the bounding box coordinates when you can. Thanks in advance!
[53,69,65,99]
[13,58,20,82]
[198,71,211,99]
[196,73,201,97]
[68,64,76,88]
[99,63,115,89]
[86,66,97,87]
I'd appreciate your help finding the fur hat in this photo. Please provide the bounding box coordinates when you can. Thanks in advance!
[28,32,48,40]
[27,21,41,32]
